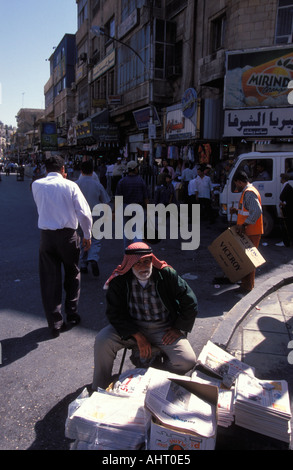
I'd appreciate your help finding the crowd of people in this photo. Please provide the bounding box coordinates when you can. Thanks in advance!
[14,151,292,392]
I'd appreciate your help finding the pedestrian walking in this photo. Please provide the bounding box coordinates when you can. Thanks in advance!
[230,171,263,293]
[76,160,111,276]
[188,164,214,223]
[92,242,197,390]
[154,171,176,206]
[279,173,293,247]
[114,160,149,247]
[31,155,92,337]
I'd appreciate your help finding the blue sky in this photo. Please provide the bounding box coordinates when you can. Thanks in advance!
[0,0,77,127]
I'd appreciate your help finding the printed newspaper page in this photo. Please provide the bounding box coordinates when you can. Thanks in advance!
[145,370,216,438]
[197,341,255,387]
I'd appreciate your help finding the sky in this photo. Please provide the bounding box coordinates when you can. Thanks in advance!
[0,0,77,128]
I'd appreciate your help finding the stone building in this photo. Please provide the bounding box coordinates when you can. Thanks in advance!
[45,0,293,166]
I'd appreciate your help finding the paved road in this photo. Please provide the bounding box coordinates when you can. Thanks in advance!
[1,173,292,450]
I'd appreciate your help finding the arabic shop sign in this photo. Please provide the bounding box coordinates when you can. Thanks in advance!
[165,103,196,141]
[224,108,293,137]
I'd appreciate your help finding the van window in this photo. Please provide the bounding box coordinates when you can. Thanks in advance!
[231,158,273,193]
[285,158,293,179]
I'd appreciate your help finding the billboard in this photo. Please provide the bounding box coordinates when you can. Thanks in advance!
[41,122,58,151]
[224,47,293,109]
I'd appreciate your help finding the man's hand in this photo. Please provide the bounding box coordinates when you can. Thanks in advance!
[230,207,238,215]
[132,332,152,359]
[82,238,91,252]
[235,224,246,235]
[162,328,182,345]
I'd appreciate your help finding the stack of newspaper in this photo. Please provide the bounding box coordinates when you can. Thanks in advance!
[191,370,234,428]
[234,374,292,443]
[65,388,148,450]
[196,341,255,388]
[145,369,217,439]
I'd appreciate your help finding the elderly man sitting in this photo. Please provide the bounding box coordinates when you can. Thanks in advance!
[92,242,198,390]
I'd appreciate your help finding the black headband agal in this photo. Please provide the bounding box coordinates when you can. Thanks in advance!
[124,247,153,255]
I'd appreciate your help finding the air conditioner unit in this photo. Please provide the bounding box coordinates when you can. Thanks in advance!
[71,82,77,91]
[79,52,87,62]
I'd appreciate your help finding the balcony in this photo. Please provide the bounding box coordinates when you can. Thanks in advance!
[44,76,53,95]
[198,49,225,87]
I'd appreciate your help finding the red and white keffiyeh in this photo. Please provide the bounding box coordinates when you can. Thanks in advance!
[103,242,170,289]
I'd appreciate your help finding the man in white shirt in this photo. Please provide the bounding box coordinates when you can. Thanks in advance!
[32,155,92,337]
[188,164,214,223]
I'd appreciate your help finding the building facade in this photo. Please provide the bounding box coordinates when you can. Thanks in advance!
[44,33,77,150]
[43,0,293,168]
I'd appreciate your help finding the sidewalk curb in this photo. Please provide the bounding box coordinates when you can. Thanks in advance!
[211,271,293,349]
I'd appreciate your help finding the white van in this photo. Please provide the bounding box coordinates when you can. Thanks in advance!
[219,152,293,236]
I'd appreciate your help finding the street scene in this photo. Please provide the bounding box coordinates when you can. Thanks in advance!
[1,0,293,454]
[0,170,292,450]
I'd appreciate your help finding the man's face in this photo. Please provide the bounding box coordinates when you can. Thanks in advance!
[234,179,245,192]
[132,256,153,281]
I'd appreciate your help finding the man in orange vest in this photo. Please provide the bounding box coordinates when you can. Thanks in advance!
[230,171,263,293]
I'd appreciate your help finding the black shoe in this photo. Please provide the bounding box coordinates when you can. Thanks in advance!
[90,260,99,276]
[51,322,66,338]
[67,313,81,325]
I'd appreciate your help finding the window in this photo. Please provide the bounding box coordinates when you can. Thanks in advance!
[104,17,115,56]
[92,70,115,105]
[154,19,177,79]
[121,0,145,23]
[285,158,293,178]
[211,14,226,53]
[78,0,88,29]
[275,0,293,44]
[231,159,273,192]
[108,70,115,95]
[117,25,150,94]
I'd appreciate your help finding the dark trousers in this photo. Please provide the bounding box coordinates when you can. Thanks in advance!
[241,234,261,292]
[39,228,81,328]
[281,217,293,247]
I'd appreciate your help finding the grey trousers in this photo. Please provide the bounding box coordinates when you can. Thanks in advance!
[92,321,196,390]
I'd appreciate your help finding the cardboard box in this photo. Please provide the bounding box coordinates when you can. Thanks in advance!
[149,418,216,451]
[208,226,266,283]
[145,372,218,451]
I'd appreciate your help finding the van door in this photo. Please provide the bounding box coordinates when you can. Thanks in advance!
[251,157,277,208]
[229,156,276,206]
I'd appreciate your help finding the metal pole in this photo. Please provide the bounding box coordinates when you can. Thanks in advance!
[148,0,154,168]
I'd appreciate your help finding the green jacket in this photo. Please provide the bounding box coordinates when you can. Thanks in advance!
[105,266,198,340]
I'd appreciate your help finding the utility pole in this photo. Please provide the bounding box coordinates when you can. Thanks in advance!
[148,0,154,168]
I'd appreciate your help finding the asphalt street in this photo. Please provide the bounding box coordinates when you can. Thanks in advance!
[1,172,293,450]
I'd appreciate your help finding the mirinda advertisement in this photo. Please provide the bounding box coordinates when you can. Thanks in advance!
[225,47,293,109]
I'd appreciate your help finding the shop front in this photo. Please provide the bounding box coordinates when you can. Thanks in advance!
[75,109,121,164]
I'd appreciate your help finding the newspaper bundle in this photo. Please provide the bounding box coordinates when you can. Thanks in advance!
[145,369,217,438]
[191,370,234,428]
[65,388,148,450]
[234,374,292,443]
[196,340,255,387]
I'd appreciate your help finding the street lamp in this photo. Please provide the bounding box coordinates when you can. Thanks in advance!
[91,24,154,166]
